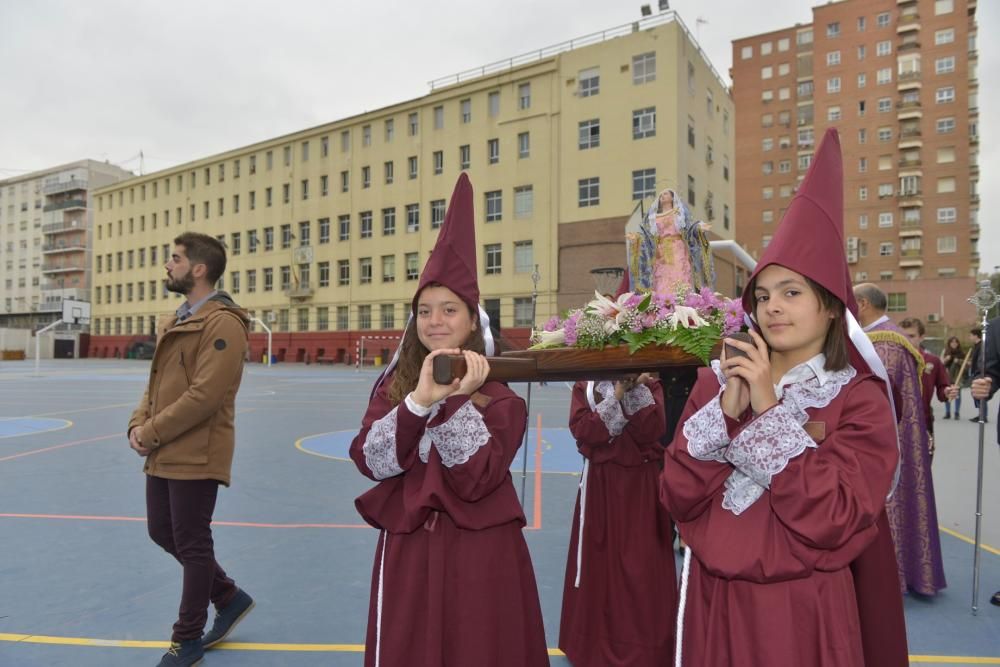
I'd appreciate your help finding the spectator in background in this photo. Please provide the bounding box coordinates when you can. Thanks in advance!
[941,336,966,419]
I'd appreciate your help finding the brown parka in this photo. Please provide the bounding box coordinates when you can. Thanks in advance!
[128,292,250,486]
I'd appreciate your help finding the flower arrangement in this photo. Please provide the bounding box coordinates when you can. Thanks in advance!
[531,286,745,364]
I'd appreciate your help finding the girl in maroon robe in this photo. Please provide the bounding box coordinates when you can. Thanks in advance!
[559,375,677,666]
[661,129,904,667]
[349,174,549,667]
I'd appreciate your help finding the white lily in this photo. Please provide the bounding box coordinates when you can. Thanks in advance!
[533,328,566,346]
[587,290,632,318]
[667,305,708,329]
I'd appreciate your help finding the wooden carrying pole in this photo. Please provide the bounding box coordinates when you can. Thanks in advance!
[432,344,715,385]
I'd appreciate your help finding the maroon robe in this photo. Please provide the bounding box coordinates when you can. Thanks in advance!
[661,364,899,667]
[350,376,549,667]
[559,380,676,666]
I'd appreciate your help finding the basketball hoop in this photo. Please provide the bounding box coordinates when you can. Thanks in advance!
[590,267,625,297]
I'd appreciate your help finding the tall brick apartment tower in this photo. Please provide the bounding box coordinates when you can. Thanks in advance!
[732,0,979,326]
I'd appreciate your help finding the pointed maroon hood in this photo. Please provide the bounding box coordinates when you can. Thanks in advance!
[413,172,479,312]
[742,128,857,318]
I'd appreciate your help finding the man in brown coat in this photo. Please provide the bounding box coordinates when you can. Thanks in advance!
[128,232,255,667]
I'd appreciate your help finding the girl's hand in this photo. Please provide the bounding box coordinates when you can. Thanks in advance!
[454,350,490,397]
[412,348,462,407]
[720,330,778,416]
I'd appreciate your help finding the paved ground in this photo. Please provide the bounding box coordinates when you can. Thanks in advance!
[0,359,997,666]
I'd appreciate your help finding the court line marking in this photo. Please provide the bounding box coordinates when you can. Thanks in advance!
[0,433,118,462]
[0,513,370,529]
[0,634,995,662]
[939,525,1000,556]
[0,418,72,439]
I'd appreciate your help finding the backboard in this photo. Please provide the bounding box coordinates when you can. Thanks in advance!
[62,299,91,325]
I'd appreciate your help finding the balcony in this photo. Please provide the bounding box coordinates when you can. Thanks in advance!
[42,198,86,213]
[970,223,980,238]
[41,263,87,274]
[40,287,89,300]
[898,157,922,168]
[899,71,922,82]
[971,194,980,205]
[900,218,922,230]
[970,134,979,144]
[42,219,87,234]
[897,0,916,5]
[284,284,314,300]
[897,13,921,32]
[42,179,88,196]
[42,243,87,254]
[898,40,921,52]
[896,99,922,110]
[900,127,922,139]
[971,163,980,176]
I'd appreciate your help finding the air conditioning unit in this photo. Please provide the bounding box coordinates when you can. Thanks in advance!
[927,313,941,323]
[846,250,859,264]
[847,237,859,250]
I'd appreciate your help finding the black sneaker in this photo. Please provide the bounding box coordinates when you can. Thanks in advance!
[157,639,204,666]
[202,588,255,649]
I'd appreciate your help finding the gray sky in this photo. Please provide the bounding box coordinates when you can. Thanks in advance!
[1,0,995,270]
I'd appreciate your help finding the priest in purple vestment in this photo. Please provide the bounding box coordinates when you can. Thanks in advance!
[854,283,947,596]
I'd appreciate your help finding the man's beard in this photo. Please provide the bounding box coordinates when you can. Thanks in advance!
[166,273,195,295]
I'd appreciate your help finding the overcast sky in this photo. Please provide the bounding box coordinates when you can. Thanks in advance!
[1,0,995,271]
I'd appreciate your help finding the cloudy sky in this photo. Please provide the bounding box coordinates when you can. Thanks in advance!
[2,0,995,269]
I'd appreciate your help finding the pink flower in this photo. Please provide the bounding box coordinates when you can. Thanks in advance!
[563,312,581,345]
[543,315,561,332]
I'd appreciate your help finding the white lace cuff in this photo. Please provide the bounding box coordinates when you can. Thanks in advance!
[724,403,816,489]
[429,401,491,468]
[595,396,628,437]
[682,394,730,462]
[404,393,436,417]
[363,406,405,480]
[622,384,655,416]
[721,469,765,515]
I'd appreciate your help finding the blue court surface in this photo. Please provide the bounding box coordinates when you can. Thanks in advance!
[0,360,998,666]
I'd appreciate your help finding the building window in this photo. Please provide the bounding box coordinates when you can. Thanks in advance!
[430,199,446,229]
[633,107,656,139]
[263,268,273,292]
[406,252,419,281]
[460,98,472,123]
[762,161,774,175]
[936,117,956,134]
[878,97,892,113]
[687,175,696,206]
[935,57,955,74]
[578,178,599,207]
[338,260,350,286]
[936,87,955,104]
[514,186,533,218]
[484,243,502,275]
[341,130,350,152]
[827,77,841,94]
[336,306,349,330]
[408,156,418,179]
[488,91,500,117]
[879,242,894,257]
[579,119,600,149]
[632,169,656,200]
[514,297,534,327]
[518,132,530,158]
[859,186,868,201]
[578,67,600,96]
[485,191,502,222]
[340,171,349,192]
[827,106,841,121]
[384,161,394,185]
[879,212,894,227]
[406,204,420,232]
[827,22,840,38]
[935,28,955,45]
[487,138,499,164]
[382,255,395,283]
[876,12,890,27]
[876,40,892,57]
[687,119,696,147]
[281,224,293,249]
[876,68,892,85]
[934,0,954,14]
[338,215,350,241]
[857,72,866,88]
[385,119,394,142]
[878,127,892,142]
[433,105,444,129]
[827,51,841,66]
[360,211,373,239]
[741,45,753,59]
[937,207,957,223]
[362,125,371,146]
[318,218,330,245]
[407,112,419,136]
[320,175,329,196]
[459,145,471,169]
[633,52,656,83]
[362,166,371,189]
[514,241,534,274]
[379,208,396,236]
[380,304,395,329]
[358,305,372,330]
[518,82,531,109]
[280,266,292,291]
[359,258,372,285]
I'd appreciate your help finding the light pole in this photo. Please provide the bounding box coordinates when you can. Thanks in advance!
[521,264,542,507]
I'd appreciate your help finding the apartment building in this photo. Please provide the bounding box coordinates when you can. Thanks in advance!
[0,160,132,330]
[732,0,979,326]
[91,11,735,363]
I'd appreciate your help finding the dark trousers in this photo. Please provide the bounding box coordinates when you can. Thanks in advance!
[146,476,238,641]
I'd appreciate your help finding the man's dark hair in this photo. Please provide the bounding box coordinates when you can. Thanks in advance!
[174,232,226,284]
[899,317,925,336]
[971,327,982,338]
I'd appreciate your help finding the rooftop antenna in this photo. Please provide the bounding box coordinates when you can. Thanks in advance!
[696,16,709,41]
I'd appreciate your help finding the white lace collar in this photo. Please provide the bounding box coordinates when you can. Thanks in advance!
[863,314,890,332]
[774,353,828,398]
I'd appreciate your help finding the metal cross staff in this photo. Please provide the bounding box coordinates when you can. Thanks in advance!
[968,279,999,615]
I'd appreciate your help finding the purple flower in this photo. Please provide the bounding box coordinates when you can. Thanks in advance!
[543,315,561,332]
[625,293,645,309]
[563,312,581,345]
